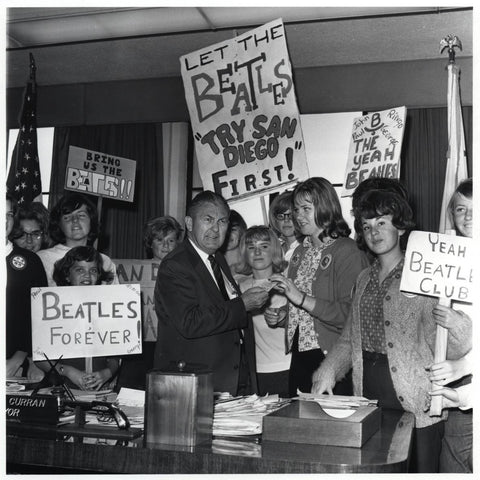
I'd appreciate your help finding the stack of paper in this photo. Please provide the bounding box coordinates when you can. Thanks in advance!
[296,391,378,409]
[213,394,290,436]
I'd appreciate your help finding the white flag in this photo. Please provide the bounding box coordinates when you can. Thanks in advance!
[439,63,468,233]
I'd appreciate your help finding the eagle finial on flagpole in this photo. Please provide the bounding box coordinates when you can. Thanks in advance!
[439,34,462,64]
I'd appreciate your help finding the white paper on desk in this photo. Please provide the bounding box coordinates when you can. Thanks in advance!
[117,387,145,407]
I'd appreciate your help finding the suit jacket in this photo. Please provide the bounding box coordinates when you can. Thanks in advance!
[153,239,258,395]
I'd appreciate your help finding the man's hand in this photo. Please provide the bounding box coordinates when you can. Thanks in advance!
[241,286,270,312]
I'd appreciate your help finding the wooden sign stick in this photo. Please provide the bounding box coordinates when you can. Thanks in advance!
[85,357,93,375]
[429,296,451,416]
[260,195,269,226]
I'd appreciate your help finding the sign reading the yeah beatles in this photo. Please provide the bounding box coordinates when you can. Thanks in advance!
[31,284,142,361]
[181,19,308,202]
[342,107,406,197]
[400,231,473,302]
[114,259,159,342]
[65,145,137,202]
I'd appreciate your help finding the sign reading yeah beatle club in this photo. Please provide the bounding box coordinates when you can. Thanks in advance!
[65,145,137,202]
[31,284,142,361]
[400,231,473,303]
[114,259,159,342]
[342,106,406,197]
[181,18,309,202]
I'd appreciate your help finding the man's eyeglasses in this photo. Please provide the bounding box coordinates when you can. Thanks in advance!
[16,230,43,241]
[275,213,292,221]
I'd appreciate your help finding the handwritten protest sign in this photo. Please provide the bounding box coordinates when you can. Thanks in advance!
[115,259,159,342]
[341,107,406,197]
[31,284,142,361]
[65,145,136,202]
[181,18,308,202]
[400,231,473,302]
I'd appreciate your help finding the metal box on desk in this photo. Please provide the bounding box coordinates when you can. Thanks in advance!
[144,363,213,448]
[262,401,381,448]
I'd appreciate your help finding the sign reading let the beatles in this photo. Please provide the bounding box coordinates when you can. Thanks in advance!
[181,18,309,202]
[400,231,473,302]
[31,284,142,361]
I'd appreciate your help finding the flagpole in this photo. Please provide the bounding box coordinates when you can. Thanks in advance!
[430,34,467,417]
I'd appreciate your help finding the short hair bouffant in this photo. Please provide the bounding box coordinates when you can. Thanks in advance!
[10,201,52,248]
[353,189,415,251]
[53,245,113,286]
[49,193,98,245]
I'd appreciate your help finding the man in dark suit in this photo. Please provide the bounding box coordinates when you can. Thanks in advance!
[153,191,269,395]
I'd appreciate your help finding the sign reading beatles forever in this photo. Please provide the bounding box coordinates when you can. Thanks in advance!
[181,19,309,202]
[31,284,142,361]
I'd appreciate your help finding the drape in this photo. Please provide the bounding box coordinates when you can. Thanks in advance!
[50,107,472,258]
[400,107,472,232]
[162,122,189,225]
[50,123,164,259]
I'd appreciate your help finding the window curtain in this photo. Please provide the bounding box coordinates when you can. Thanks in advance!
[400,106,472,232]
[162,122,189,225]
[49,123,164,259]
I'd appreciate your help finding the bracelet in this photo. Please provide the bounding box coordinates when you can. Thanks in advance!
[299,292,307,308]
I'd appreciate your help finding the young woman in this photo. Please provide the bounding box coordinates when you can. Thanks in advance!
[428,177,473,473]
[10,201,52,253]
[268,177,369,397]
[237,226,290,397]
[268,190,302,263]
[38,193,118,286]
[36,246,119,390]
[311,189,471,473]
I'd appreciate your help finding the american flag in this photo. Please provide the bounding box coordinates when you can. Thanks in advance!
[6,72,42,205]
[438,62,468,233]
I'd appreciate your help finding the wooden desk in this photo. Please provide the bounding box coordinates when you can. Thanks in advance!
[7,409,414,474]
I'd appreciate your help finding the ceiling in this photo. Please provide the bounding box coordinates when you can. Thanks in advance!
[6,6,473,89]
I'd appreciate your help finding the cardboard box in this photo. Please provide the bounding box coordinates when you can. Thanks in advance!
[262,400,381,448]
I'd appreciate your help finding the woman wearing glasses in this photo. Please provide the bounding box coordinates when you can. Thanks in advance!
[37,193,118,286]
[269,190,303,263]
[10,201,52,253]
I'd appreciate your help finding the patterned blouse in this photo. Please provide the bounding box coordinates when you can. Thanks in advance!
[287,236,335,352]
[360,258,404,354]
